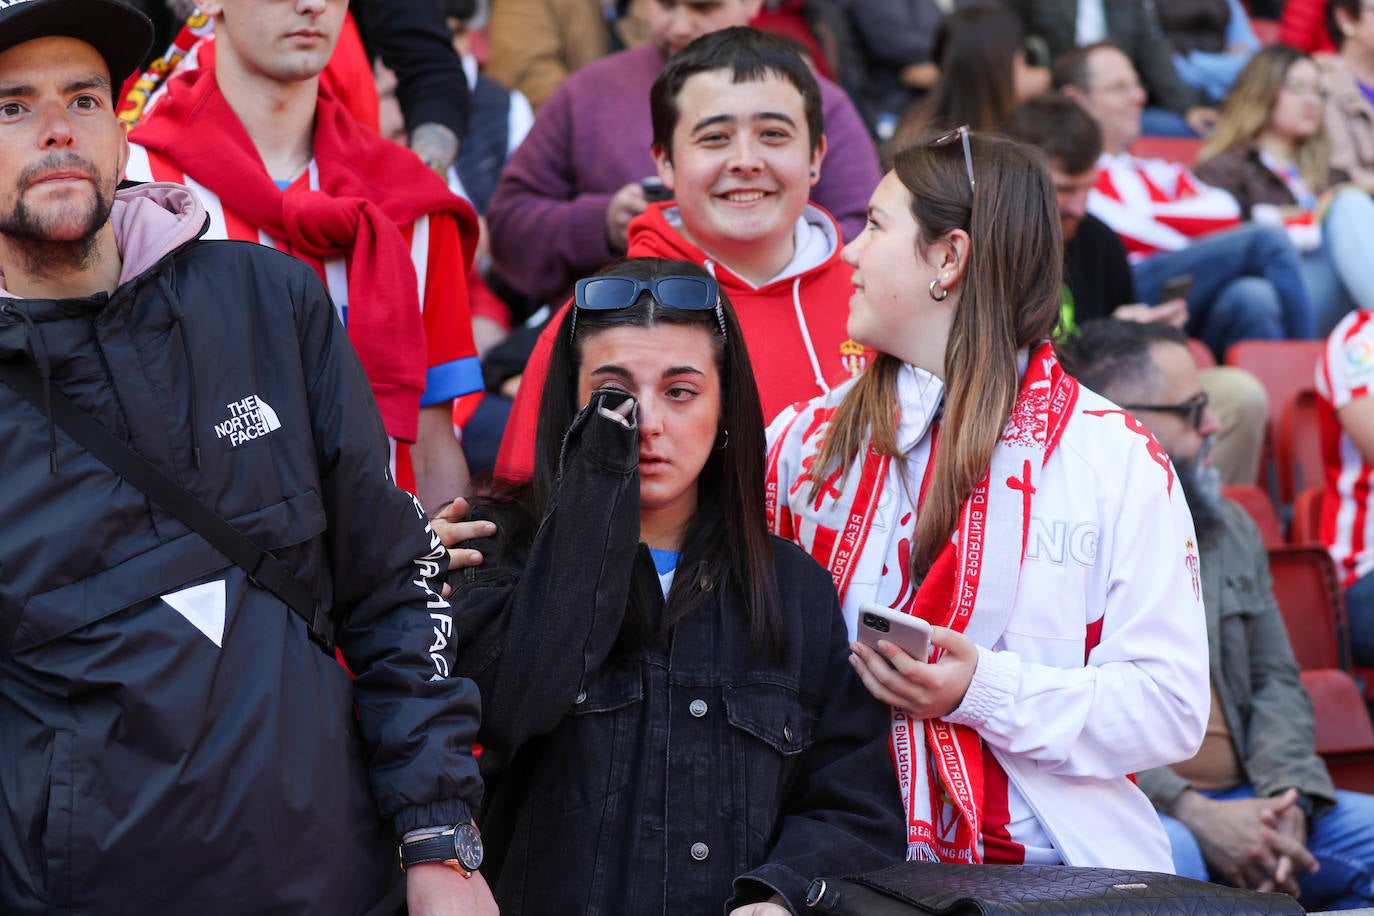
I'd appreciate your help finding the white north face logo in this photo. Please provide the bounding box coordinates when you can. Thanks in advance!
[162,580,227,647]
[214,394,282,447]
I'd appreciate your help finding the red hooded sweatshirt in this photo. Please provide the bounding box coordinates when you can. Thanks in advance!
[494,201,867,484]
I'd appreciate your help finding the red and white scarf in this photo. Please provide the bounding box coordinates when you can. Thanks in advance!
[130,68,477,444]
[767,343,1079,862]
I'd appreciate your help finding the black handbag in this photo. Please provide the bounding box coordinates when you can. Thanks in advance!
[804,863,1307,915]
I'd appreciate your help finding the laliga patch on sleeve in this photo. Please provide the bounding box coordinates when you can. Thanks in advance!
[1344,334,1374,386]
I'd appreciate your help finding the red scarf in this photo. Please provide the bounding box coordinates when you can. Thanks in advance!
[901,344,1078,862]
[768,342,1079,862]
[130,68,478,444]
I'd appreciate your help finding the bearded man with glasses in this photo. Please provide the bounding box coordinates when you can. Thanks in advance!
[1061,318,1374,912]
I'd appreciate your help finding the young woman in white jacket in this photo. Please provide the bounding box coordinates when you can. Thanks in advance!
[764,129,1210,871]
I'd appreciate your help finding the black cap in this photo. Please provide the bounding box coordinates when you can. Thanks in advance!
[0,0,155,86]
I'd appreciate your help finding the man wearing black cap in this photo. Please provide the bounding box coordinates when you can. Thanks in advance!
[0,1,495,913]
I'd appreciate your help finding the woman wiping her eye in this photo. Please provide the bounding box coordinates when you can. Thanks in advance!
[448,256,904,915]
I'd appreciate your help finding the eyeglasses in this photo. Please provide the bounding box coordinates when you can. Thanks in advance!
[930,124,975,193]
[571,274,726,342]
[1122,391,1209,431]
[1282,80,1326,99]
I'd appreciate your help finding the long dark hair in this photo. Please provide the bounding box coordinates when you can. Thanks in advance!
[888,6,1026,155]
[811,133,1062,581]
[532,257,783,657]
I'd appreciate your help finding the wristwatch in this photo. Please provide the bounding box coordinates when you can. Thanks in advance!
[1292,792,1317,833]
[399,822,484,877]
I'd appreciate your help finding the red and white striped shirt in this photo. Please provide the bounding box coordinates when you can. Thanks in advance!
[124,146,482,494]
[1089,152,1243,262]
[1317,309,1374,586]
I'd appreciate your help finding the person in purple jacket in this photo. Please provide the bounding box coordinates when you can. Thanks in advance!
[485,0,879,305]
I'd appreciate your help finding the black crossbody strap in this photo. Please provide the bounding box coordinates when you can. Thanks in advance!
[0,360,334,653]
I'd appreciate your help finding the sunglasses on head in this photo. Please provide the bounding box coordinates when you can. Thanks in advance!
[1123,391,1209,431]
[571,275,727,343]
[929,124,975,194]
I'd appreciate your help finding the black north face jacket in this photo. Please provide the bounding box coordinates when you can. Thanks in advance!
[0,185,482,914]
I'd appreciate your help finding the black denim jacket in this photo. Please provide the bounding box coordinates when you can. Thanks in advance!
[452,392,904,914]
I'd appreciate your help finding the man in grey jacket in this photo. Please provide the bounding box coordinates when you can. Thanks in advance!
[1060,319,1374,911]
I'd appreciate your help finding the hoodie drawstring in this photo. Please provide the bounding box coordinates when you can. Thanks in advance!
[2,302,59,473]
[703,259,830,400]
[790,277,829,397]
[159,275,202,469]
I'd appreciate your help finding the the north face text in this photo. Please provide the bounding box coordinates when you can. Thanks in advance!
[214,395,282,447]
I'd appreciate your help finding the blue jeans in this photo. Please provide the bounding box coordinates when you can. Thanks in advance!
[1345,569,1374,667]
[1141,106,1200,137]
[1300,187,1374,337]
[1161,784,1374,909]
[1132,223,1315,360]
[1173,50,1254,102]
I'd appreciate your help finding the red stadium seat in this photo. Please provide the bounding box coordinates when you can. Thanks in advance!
[1291,487,1325,546]
[1268,546,1348,670]
[1223,484,1285,549]
[1127,136,1203,168]
[1276,389,1324,507]
[1300,668,1374,794]
[1224,340,1325,499]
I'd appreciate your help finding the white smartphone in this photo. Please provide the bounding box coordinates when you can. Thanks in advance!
[856,603,932,661]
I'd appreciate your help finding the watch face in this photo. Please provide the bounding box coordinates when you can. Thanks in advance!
[454,823,484,871]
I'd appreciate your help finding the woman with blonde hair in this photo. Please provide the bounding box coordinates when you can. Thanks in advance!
[1197,44,1374,334]
[765,130,1208,870]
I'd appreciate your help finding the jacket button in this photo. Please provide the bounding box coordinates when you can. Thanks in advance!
[574,690,587,705]
[690,842,709,861]
[689,698,708,718]
[783,724,794,742]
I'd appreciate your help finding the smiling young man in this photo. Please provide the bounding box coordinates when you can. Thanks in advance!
[484,0,878,304]
[493,27,866,483]
[0,0,494,912]
[123,0,483,515]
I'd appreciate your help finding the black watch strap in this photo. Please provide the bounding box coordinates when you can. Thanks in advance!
[400,833,461,870]
[399,823,483,876]
[1293,792,1317,831]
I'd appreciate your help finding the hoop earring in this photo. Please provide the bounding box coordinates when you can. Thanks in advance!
[714,428,730,450]
[928,278,949,301]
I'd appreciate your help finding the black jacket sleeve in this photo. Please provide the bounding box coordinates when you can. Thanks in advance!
[848,0,942,65]
[292,261,484,835]
[452,389,642,753]
[352,0,472,139]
